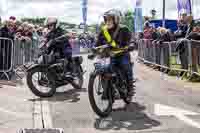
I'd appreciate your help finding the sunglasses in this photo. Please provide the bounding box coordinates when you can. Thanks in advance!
[47,23,55,28]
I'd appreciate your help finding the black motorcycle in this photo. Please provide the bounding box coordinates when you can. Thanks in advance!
[87,45,134,117]
[26,38,84,97]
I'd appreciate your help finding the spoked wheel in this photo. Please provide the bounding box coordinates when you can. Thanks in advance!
[88,72,113,117]
[27,66,56,97]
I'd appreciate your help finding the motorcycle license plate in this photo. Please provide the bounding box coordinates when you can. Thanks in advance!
[96,57,110,66]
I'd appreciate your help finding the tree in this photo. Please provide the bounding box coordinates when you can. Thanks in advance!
[121,9,135,32]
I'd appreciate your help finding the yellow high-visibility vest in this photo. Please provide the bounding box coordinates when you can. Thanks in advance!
[101,25,117,48]
[101,25,129,55]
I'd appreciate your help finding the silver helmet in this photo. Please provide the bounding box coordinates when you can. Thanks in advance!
[103,9,122,25]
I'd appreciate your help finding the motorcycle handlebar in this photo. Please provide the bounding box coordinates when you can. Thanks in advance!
[88,45,134,60]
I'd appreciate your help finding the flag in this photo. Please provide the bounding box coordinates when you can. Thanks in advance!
[82,0,88,25]
[134,8,143,32]
[135,0,143,32]
[177,0,192,15]
[136,0,142,7]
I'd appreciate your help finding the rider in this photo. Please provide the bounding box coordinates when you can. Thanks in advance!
[44,17,72,59]
[96,9,135,101]
[44,17,73,74]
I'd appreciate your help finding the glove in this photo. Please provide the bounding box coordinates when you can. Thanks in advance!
[88,54,95,60]
[46,39,56,48]
[50,39,57,46]
[128,46,134,51]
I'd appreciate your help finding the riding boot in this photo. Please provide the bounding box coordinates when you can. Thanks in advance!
[126,80,136,102]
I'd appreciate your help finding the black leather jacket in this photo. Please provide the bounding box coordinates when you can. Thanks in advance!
[46,27,71,58]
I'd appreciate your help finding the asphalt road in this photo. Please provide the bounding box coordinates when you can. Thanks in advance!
[2,51,200,133]
[40,52,200,133]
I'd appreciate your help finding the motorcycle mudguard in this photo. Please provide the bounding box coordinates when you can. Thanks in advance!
[26,64,47,73]
[26,64,57,78]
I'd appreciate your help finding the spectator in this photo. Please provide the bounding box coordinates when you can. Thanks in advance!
[9,16,16,21]
[28,24,37,37]
[144,16,150,26]
[174,21,188,39]
[187,25,200,40]
[143,21,153,39]
[42,28,49,37]
[159,27,171,68]
[158,27,171,42]
[15,25,23,39]
[152,27,160,40]
[23,22,33,38]
[17,22,33,42]
[0,19,16,71]
[175,15,195,76]
[168,29,176,41]
[185,15,195,38]
[0,19,16,40]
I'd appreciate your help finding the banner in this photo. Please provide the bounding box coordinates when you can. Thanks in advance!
[177,0,192,15]
[81,0,88,25]
[134,0,143,32]
[136,0,142,7]
[134,8,143,32]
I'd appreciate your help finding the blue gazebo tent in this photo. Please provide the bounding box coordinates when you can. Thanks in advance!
[149,19,178,32]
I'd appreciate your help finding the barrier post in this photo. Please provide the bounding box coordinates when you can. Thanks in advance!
[190,40,200,78]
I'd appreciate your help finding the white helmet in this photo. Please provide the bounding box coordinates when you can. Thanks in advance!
[44,17,60,29]
[103,9,122,25]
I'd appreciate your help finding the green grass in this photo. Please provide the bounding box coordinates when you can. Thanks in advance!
[198,65,200,73]
[168,56,200,82]
[169,56,178,65]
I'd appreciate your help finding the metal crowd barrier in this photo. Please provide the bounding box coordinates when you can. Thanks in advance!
[137,39,200,79]
[0,37,40,80]
[13,38,39,79]
[191,40,200,76]
[0,37,14,80]
[13,38,38,66]
[137,39,153,62]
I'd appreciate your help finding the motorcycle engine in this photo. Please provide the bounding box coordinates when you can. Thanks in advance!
[72,56,83,64]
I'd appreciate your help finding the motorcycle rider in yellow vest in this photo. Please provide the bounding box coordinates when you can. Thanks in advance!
[96,9,136,102]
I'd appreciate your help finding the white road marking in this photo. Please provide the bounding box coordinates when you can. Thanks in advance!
[33,100,43,128]
[41,100,53,128]
[155,104,200,128]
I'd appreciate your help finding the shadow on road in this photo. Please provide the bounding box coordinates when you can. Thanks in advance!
[94,102,161,131]
[29,88,87,103]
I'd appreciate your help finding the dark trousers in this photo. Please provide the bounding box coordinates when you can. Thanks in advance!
[111,54,133,81]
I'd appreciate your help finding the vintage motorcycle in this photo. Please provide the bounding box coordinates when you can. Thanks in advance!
[26,36,84,97]
[87,45,134,117]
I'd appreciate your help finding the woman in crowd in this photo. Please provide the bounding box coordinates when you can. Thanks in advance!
[143,21,153,39]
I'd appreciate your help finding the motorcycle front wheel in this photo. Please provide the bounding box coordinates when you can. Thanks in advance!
[27,65,56,97]
[88,72,113,118]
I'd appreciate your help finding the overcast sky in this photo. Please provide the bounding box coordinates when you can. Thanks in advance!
[0,0,200,24]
